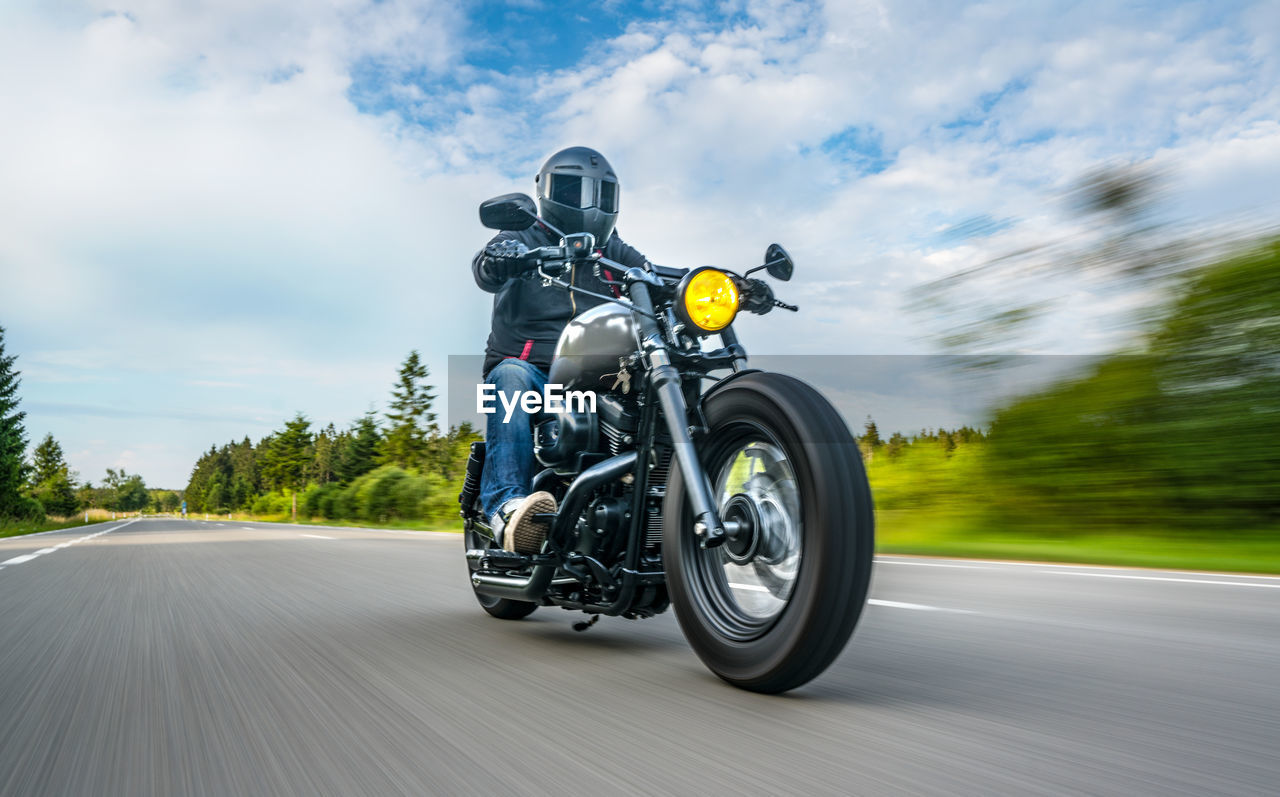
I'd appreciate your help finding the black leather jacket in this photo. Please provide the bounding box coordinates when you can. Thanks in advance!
[473,224,650,375]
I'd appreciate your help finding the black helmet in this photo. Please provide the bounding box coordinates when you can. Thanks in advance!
[535,146,619,245]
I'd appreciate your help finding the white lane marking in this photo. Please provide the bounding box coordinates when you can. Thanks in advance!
[238,523,448,537]
[725,584,976,615]
[877,560,993,570]
[878,556,1280,581]
[0,518,137,570]
[1045,571,1280,589]
[0,519,123,540]
[869,599,976,614]
[301,534,336,540]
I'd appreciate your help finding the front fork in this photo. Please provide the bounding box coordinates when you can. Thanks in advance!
[629,276,728,549]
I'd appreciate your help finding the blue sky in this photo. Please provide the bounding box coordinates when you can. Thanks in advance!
[1,0,1278,487]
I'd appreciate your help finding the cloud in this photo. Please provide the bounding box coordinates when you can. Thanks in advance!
[3,0,1278,484]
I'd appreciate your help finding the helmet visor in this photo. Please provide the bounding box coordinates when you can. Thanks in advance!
[548,174,619,213]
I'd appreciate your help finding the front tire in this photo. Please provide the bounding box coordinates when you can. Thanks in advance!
[663,372,873,693]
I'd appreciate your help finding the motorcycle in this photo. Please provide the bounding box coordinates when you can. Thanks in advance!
[458,192,874,693]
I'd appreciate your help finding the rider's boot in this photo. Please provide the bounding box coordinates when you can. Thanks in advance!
[492,492,556,554]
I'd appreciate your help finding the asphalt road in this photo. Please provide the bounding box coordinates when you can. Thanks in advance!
[1,518,1277,796]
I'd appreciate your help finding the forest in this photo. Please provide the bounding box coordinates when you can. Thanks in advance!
[182,351,480,526]
[180,238,1280,544]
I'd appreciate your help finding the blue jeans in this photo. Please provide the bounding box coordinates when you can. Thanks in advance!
[479,358,548,520]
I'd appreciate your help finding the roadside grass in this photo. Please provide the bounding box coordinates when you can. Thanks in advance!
[10,506,1277,576]
[194,511,464,533]
[877,509,1280,575]
[0,509,133,539]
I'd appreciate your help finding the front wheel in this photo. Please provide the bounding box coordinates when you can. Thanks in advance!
[663,372,874,693]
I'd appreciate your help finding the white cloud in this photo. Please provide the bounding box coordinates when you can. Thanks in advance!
[2,0,1277,483]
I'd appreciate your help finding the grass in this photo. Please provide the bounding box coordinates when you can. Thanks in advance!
[190,511,464,533]
[876,509,1280,575]
[8,507,1277,575]
[0,509,136,539]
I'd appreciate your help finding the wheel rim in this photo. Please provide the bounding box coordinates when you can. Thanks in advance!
[686,422,802,640]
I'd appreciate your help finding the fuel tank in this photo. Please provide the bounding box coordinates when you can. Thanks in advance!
[549,303,639,391]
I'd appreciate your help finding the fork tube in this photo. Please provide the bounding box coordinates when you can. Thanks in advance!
[719,327,749,372]
[628,279,726,548]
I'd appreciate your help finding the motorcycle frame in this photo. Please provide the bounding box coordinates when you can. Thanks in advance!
[470,257,754,616]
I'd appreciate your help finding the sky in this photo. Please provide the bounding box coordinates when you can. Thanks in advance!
[1,0,1278,487]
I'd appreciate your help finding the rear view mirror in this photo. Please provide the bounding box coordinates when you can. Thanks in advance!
[479,193,538,231]
[764,243,794,281]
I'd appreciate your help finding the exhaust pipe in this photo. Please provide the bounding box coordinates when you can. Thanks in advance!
[471,451,637,603]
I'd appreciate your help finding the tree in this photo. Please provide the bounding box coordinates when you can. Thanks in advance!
[437,422,483,481]
[116,474,149,512]
[259,413,313,493]
[338,411,382,482]
[886,431,909,460]
[101,467,148,512]
[161,491,181,512]
[858,416,883,462]
[985,238,1280,530]
[379,351,436,470]
[31,433,68,485]
[0,326,39,520]
[76,480,104,509]
[29,433,78,516]
[311,423,338,485]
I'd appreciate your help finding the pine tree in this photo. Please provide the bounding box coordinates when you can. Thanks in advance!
[338,412,381,482]
[861,416,883,448]
[311,423,338,484]
[29,433,78,516]
[31,433,67,485]
[260,413,313,494]
[0,326,38,520]
[379,351,436,470]
[886,431,909,460]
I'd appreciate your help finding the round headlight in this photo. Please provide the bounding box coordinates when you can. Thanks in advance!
[677,267,740,333]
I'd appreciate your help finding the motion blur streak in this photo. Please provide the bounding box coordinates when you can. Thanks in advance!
[0,519,1277,795]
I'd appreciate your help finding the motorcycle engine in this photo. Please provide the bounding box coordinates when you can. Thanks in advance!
[534,410,597,473]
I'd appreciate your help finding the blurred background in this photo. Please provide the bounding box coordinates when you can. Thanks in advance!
[1,1,1277,569]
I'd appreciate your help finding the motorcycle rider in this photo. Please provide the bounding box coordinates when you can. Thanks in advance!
[473,146,651,554]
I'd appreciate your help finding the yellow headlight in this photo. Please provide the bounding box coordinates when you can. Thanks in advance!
[679,268,740,333]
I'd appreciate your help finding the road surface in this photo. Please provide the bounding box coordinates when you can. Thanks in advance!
[1,518,1277,795]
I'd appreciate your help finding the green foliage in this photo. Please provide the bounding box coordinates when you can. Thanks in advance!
[337,412,381,482]
[983,239,1280,533]
[101,468,149,512]
[379,351,437,470]
[28,433,78,516]
[148,489,181,513]
[311,423,339,485]
[32,477,77,517]
[0,326,36,521]
[30,433,67,485]
[259,413,313,494]
[294,464,462,525]
[182,352,474,528]
[865,428,987,511]
[251,492,292,516]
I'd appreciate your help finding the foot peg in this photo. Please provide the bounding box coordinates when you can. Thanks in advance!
[481,549,530,570]
[572,614,601,632]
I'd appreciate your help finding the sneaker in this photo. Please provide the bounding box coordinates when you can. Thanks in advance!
[489,497,523,550]
[503,491,557,554]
